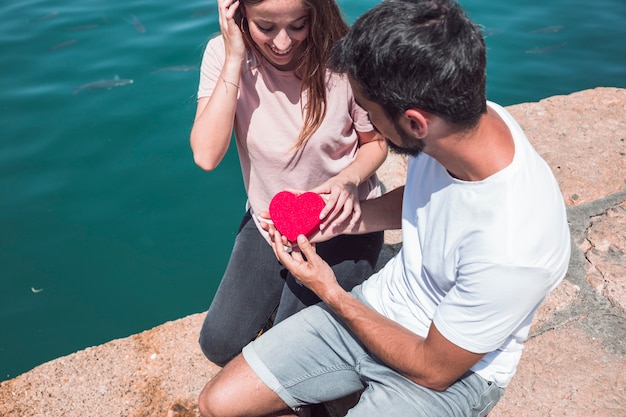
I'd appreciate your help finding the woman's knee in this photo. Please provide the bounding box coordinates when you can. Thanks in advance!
[198,323,241,367]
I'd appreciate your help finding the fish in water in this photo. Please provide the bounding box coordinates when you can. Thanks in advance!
[49,39,78,52]
[150,65,197,73]
[73,78,134,94]
[525,42,567,54]
[38,11,59,21]
[131,15,146,33]
[529,25,564,33]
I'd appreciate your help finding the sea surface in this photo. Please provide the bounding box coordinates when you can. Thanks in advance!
[1,0,624,381]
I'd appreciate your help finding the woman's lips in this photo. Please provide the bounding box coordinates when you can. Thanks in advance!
[269,44,293,57]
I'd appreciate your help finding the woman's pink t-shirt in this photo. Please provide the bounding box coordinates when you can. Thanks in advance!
[198,36,381,226]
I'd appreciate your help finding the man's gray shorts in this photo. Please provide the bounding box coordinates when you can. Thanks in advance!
[242,286,505,417]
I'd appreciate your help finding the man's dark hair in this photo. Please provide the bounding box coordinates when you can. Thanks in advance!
[328,0,487,128]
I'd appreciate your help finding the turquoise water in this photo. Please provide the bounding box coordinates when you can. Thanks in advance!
[1,0,624,381]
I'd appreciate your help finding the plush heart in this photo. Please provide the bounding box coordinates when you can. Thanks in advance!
[269,191,325,242]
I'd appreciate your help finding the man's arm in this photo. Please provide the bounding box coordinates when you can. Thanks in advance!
[269,232,485,391]
[259,185,404,245]
[314,185,404,240]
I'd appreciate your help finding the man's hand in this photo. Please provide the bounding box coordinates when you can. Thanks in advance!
[258,210,350,245]
[268,219,484,392]
[268,230,342,302]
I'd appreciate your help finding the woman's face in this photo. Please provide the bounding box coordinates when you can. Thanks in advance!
[244,0,309,71]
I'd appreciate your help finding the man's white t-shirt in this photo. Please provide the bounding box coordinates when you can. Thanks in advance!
[361,102,571,387]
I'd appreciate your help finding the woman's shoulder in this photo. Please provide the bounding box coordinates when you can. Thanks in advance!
[325,70,350,87]
[325,71,353,98]
[205,34,225,53]
[201,34,225,65]
[325,71,363,114]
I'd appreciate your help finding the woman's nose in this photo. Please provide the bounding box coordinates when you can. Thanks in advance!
[273,30,292,51]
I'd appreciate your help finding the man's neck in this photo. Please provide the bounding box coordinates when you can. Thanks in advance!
[428,107,514,182]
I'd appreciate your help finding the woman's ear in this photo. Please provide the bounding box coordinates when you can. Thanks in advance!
[404,109,429,139]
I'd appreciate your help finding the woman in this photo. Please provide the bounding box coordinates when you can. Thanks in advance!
[190,0,387,367]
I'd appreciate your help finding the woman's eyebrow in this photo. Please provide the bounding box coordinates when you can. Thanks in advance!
[256,14,308,25]
[292,14,308,23]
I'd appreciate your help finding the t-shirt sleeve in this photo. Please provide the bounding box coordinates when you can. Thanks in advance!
[197,36,225,99]
[348,86,374,134]
[433,263,553,354]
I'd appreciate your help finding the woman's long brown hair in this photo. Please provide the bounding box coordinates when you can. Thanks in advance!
[235,0,349,151]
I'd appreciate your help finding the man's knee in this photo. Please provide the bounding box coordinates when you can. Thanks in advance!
[198,354,287,417]
[197,378,227,417]
[197,362,243,417]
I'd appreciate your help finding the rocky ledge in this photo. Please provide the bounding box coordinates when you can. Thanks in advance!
[1,88,625,417]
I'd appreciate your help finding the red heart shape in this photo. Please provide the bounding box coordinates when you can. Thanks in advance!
[269,191,325,242]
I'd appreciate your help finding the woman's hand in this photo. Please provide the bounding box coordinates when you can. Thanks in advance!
[312,174,361,232]
[312,131,387,233]
[219,0,246,63]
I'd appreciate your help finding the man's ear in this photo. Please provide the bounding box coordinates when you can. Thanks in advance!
[404,109,429,139]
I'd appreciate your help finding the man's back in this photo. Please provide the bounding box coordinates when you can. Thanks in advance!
[361,101,570,387]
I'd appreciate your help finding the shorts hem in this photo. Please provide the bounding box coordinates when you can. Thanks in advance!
[242,343,300,410]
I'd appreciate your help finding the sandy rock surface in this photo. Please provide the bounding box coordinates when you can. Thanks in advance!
[1,88,625,417]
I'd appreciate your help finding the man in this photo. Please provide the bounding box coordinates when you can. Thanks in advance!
[197,0,571,416]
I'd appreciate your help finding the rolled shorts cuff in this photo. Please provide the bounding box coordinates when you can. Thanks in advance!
[242,343,301,411]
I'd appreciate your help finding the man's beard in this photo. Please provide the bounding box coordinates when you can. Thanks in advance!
[385,121,425,157]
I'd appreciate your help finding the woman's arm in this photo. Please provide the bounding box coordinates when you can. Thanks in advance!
[190,63,241,171]
[190,0,245,171]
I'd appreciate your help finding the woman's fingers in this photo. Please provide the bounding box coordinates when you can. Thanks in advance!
[219,0,240,30]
